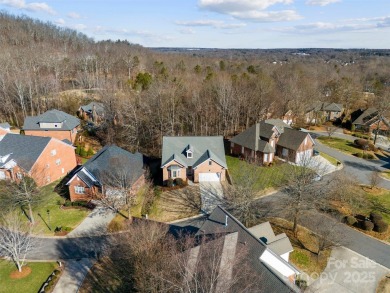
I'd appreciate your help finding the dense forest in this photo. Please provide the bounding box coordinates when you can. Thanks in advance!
[0,12,389,156]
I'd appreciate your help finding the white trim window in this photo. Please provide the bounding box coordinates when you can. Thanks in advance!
[187,151,193,159]
[282,148,288,157]
[16,172,23,179]
[74,186,85,194]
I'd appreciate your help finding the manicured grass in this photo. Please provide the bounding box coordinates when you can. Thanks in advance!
[317,137,377,158]
[320,152,339,166]
[32,181,89,235]
[226,155,289,192]
[362,188,390,226]
[0,260,57,293]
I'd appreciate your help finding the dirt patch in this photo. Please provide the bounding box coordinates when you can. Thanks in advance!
[376,274,390,293]
[10,266,32,279]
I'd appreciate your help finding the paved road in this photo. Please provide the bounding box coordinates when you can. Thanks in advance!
[315,142,390,189]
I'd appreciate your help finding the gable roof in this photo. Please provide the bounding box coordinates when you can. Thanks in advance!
[80,102,105,115]
[277,128,313,151]
[197,206,300,293]
[0,133,51,172]
[67,145,144,187]
[161,136,227,169]
[0,122,10,130]
[23,109,80,131]
[352,108,390,128]
[230,123,276,153]
[306,101,343,113]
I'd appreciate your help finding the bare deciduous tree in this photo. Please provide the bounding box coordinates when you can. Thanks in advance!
[0,212,37,272]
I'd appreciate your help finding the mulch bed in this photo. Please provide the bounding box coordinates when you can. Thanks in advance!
[10,266,32,279]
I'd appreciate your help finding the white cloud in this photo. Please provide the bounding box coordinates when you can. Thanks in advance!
[0,0,55,14]
[179,28,196,34]
[198,0,300,22]
[67,12,81,19]
[55,18,65,25]
[176,19,246,29]
[306,0,341,6]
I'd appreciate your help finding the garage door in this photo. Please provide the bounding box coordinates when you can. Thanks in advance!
[199,173,220,182]
[0,171,6,180]
[296,149,313,164]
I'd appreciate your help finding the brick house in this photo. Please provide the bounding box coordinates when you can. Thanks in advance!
[0,122,11,136]
[352,108,390,135]
[66,145,145,202]
[23,109,80,144]
[305,101,344,124]
[230,119,315,165]
[161,136,227,184]
[0,133,77,186]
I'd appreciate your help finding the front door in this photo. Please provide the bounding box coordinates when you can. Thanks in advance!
[187,167,193,179]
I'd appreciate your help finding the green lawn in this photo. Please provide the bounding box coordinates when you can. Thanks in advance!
[364,189,390,225]
[0,260,57,293]
[32,181,90,235]
[381,172,390,180]
[320,152,339,166]
[226,156,289,192]
[317,137,362,155]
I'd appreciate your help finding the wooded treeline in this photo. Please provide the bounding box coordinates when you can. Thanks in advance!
[0,12,389,156]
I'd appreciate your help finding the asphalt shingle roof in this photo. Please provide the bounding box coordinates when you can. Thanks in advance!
[230,123,275,153]
[80,102,105,116]
[276,127,311,151]
[161,136,227,169]
[0,133,51,171]
[72,145,144,187]
[197,206,300,293]
[23,109,80,131]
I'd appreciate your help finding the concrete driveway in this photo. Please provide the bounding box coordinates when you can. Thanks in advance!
[307,247,389,293]
[199,181,224,214]
[306,154,339,175]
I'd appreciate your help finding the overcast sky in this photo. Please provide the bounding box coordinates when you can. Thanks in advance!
[1,0,389,48]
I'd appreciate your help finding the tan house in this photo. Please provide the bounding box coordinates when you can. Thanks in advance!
[23,109,80,144]
[161,136,227,184]
[305,102,344,124]
[0,133,77,186]
[230,119,315,165]
[66,145,144,202]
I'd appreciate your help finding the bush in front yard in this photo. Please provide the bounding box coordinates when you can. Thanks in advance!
[174,178,186,187]
[354,153,363,158]
[363,220,374,231]
[370,212,382,224]
[345,216,357,226]
[166,178,174,187]
[354,139,369,149]
[374,221,388,233]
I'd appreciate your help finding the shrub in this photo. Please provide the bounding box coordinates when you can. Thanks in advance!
[370,212,383,224]
[63,226,72,232]
[63,200,72,207]
[368,143,377,152]
[166,178,174,187]
[366,153,374,159]
[295,279,307,290]
[80,147,88,157]
[350,124,355,132]
[354,139,369,149]
[75,145,81,155]
[354,153,363,158]
[175,178,186,187]
[87,147,94,157]
[345,216,357,226]
[363,220,374,231]
[374,221,389,233]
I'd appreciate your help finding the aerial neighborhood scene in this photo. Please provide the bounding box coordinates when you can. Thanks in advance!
[0,1,390,293]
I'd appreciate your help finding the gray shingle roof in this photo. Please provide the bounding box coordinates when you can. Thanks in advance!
[0,133,51,171]
[352,108,387,126]
[0,122,10,130]
[197,206,300,293]
[265,119,292,133]
[69,145,144,187]
[161,136,227,169]
[230,123,275,153]
[80,102,105,116]
[276,128,312,151]
[23,109,80,131]
[307,101,343,113]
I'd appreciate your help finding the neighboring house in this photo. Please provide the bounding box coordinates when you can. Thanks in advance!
[0,133,77,186]
[161,136,227,184]
[0,122,11,136]
[352,108,390,135]
[305,101,344,124]
[230,119,315,165]
[282,110,295,125]
[79,102,105,123]
[248,222,293,262]
[194,206,300,292]
[23,109,80,144]
[66,145,144,202]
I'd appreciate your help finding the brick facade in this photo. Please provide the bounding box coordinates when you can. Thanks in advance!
[24,127,78,144]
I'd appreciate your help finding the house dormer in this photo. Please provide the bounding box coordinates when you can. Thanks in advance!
[39,121,64,129]
[186,145,193,159]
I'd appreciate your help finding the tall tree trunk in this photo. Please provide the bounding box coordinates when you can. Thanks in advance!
[28,203,35,225]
